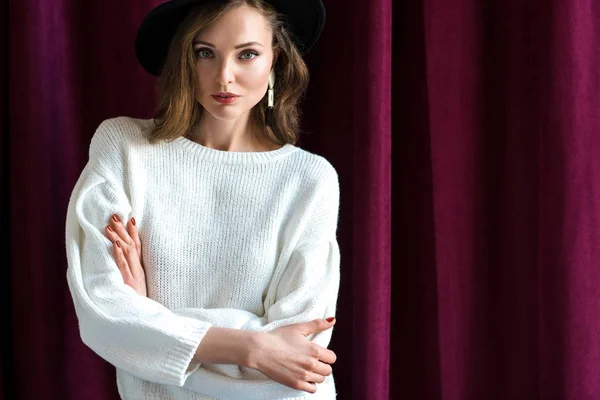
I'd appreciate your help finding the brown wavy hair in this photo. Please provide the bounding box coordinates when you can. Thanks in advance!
[146,0,310,145]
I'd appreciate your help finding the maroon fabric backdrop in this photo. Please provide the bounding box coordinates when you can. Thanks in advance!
[9,0,600,399]
[0,0,8,396]
[6,1,391,399]
[393,1,600,400]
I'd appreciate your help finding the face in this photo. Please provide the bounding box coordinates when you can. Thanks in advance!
[192,7,276,122]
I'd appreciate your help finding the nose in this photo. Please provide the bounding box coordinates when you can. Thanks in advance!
[215,58,234,86]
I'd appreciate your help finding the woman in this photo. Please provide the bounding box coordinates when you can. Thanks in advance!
[65,0,341,399]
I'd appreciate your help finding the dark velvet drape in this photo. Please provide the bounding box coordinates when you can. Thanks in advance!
[393,1,600,399]
[5,0,390,399]
[6,0,600,399]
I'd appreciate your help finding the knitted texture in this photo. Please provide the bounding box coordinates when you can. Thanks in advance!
[65,117,341,400]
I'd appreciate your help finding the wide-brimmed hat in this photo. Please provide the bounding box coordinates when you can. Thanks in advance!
[134,0,326,76]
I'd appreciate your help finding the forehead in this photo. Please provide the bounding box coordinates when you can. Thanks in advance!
[194,7,271,44]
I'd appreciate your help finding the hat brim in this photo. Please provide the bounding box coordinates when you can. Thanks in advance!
[135,0,325,76]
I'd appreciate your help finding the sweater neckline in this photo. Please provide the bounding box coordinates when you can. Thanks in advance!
[171,135,298,164]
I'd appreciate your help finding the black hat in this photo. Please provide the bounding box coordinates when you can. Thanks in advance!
[134,0,326,76]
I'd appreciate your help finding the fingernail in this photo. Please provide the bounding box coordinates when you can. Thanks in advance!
[107,226,114,232]
[112,214,119,222]
[131,217,136,226]
[116,240,121,248]
[326,317,335,323]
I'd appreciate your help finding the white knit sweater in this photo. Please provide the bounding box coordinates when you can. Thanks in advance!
[65,117,341,400]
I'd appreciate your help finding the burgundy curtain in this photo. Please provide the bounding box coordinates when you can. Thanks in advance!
[8,0,600,399]
[6,0,391,399]
[0,0,8,397]
[393,1,600,400]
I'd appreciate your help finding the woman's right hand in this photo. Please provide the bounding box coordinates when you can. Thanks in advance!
[104,214,147,297]
[249,318,337,394]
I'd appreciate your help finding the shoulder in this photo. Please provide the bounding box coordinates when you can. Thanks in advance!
[288,147,339,188]
[88,116,154,177]
[283,148,340,211]
[285,149,340,233]
[89,116,153,156]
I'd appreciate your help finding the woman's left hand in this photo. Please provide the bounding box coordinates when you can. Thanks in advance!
[104,214,147,297]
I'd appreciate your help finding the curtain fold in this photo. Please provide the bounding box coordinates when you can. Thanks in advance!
[392,0,600,399]
[0,0,8,398]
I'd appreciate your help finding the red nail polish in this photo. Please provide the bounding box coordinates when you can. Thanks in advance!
[131,217,136,226]
[107,226,114,232]
[116,240,121,248]
[112,214,119,222]
[326,317,335,323]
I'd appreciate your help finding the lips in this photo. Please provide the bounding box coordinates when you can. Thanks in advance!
[213,92,239,98]
[211,95,239,104]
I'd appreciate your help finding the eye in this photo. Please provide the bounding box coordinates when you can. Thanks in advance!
[195,48,213,58]
[240,51,259,60]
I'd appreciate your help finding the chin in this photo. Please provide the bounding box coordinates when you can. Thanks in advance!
[199,98,260,121]
[203,107,246,121]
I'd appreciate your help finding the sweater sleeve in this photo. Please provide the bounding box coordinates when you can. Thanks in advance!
[179,166,341,399]
[65,162,212,387]
[243,166,341,343]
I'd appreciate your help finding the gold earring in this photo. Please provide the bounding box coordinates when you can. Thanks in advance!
[268,69,275,109]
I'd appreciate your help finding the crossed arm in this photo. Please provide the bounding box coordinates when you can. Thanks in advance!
[66,162,340,399]
[104,213,337,394]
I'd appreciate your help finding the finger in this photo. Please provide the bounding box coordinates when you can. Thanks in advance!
[311,361,333,377]
[296,381,317,394]
[316,347,337,365]
[126,217,142,257]
[300,318,336,336]
[120,240,145,280]
[112,240,133,282]
[104,225,122,243]
[305,370,326,384]
[109,214,134,246]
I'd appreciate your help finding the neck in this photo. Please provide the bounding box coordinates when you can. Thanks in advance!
[190,114,276,152]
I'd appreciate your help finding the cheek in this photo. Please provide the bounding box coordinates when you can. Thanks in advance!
[245,73,269,91]
[242,64,272,92]
[195,70,207,94]
[194,64,211,89]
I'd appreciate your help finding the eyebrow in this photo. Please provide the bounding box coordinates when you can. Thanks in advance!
[192,40,264,49]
